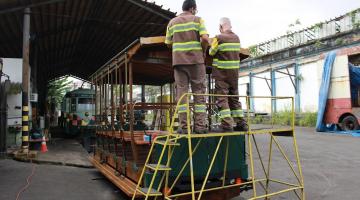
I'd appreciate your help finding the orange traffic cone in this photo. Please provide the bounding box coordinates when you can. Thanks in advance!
[163,187,171,196]
[235,178,243,184]
[41,136,48,153]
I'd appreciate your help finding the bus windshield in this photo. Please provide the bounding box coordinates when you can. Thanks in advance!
[78,98,94,104]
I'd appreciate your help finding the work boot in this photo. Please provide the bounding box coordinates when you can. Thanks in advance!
[177,128,189,134]
[211,126,233,133]
[234,118,248,131]
[194,129,209,134]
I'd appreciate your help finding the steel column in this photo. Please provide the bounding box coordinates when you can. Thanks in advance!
[271,70,277,113]
[295,62,301,112]
[249,72,254,111]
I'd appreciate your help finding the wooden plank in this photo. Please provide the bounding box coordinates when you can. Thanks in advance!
[89,156,142,197]
[140,36,165,45]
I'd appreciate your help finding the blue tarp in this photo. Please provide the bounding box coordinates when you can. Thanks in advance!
[349,63,360,105]
[316,51,337,132]
[315,51,360,137]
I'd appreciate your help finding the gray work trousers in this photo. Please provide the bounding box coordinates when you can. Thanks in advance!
[174,64,207,130]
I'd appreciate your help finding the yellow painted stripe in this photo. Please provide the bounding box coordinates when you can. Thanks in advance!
[23,106,29,111]
[22,126,29,132]
[22,136,29,142]
[23,116,29,121]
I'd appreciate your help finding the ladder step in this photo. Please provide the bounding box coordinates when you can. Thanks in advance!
[138,187,162,196]
[154,140,180,146]
[146,164,171,171]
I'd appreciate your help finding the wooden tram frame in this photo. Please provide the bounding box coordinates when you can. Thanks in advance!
[89,36,305,200]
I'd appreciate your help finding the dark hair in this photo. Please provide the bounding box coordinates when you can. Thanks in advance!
[182,0,197,11]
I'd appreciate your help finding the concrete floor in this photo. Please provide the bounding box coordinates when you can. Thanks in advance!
[0,159,125,200]
[34,138,93,168]
[236,127,360,200]
[1,127,360,200]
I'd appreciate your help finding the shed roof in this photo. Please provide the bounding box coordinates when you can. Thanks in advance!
[0,0,175,82]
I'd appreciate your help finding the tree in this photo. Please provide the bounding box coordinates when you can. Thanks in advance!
[47,78,73,106]
[146,86,162,102]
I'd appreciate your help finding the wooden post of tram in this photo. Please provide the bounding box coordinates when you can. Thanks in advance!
[119,66,124,129]
[21,8,30,154]
[128,62,139,165]
[111,71,115,132]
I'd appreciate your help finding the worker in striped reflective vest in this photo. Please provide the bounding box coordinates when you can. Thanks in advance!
[209,17,248,132]
[165,0,209,134]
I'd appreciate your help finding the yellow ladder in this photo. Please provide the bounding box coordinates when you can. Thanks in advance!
[132,134,180,200]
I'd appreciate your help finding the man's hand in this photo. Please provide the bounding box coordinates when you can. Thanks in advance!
[201,34,209,57]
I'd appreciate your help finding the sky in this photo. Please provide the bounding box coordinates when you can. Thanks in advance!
[154,0,360,47]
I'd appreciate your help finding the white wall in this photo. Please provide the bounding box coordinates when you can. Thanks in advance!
[2,58,23,126]
[299,61,321,112]
[238,76,249,110]
[2,58,22,82]
[252,71,271,113]
[240,54,352,114]
[275,67,296,112]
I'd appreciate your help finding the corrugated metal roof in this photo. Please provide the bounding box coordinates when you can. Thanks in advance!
[0,0,175,83]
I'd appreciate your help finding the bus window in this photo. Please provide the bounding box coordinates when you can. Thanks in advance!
[71,98,77,112]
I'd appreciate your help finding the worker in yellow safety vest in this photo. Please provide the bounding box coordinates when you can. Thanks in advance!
[165,0,209,134]
[209,17,248,132]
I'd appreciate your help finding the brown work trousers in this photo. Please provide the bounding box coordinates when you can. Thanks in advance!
[174,64,207,130]
[213,68,243,129]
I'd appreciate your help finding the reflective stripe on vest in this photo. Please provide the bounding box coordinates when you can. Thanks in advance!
[194,104,206,113]
[218,43,241,52]
[178,104,188,113]
[219,109,231,119]
[231,109,244,117]
[213,59,240,69]
[173,41,202,52]
[168,22,201,36]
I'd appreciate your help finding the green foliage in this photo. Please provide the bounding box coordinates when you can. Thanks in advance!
[335,38,344,46]
[250,111,317,127]
[273,110,293,126]
[298,112,317,127]
[350,10,360,29]
[145,86,161,102]
[314,22,323,29]
[7,82,22,95]
[287,19,302,35]
[296,74,304,81]
[251,115,265,124]
[47,78,73,106]
[248,45,260,57]
[314,40,324,48]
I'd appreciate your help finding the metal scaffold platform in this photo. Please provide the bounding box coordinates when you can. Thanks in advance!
[132,94,305,200]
